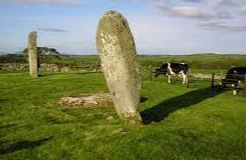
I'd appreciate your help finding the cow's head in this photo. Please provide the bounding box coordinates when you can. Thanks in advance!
[153,68,167,77]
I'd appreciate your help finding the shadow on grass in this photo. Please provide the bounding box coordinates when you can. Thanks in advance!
[43,115,67,124]
[141,86,224,124]
[0,99,7,103]
[140,97,148,103]
[0,124,16,130]
[39,73,56,77]
[0,137,52,154]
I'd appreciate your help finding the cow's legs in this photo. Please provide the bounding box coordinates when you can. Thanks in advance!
[168,75,171,83]
[181,71,187,84]
[185,74,188,84]
[232,82,239,95]
[184,74,187,84]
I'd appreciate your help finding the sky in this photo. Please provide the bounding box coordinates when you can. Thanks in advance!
[0,0,246,55]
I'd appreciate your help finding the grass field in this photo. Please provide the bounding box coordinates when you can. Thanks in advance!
[0,71,246,160]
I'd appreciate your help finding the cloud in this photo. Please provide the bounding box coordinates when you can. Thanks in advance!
[181,0,203,2]
[155,5,232,20]
[169,7,214,20]
[217,11,232,19]
[200,20,246,31]
[37,28,69,33]
[149,0,246,31]
[153,0,218,20]
[214,0,239,7]
[239,6,246,14]
[4,0,82,6]
[152,0,171,10]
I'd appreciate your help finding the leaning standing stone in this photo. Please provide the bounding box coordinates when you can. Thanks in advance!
[96,11,142,124]
[28,31,39,77]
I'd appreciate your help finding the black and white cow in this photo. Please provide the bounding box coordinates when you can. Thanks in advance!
[222,67,246,87]
[154,63,189,84]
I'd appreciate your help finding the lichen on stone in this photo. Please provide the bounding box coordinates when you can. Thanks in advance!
[96,11,142,123]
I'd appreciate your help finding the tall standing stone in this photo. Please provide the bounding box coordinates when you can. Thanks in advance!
[96,11,142,124]
[28,31,39,77]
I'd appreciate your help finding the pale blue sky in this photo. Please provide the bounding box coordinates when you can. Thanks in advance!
[0,0,246,55]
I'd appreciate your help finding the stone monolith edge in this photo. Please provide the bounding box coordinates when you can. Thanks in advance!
[28,31,39,77]
[96,11,142,124]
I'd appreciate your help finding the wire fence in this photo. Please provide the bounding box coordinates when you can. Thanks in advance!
[210,72,246,96]
[140,65,246,97]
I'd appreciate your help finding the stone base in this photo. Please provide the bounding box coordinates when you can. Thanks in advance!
[119,112,143,124]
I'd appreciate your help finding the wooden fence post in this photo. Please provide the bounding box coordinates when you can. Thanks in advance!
[211,73,215,90]
[186,72,190,88]
[220,71,224,85]
[148,65,153,81]
[244,75,246,97]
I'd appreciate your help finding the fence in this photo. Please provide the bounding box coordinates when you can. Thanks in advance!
[211,72,246,96]
[141,65,246,97]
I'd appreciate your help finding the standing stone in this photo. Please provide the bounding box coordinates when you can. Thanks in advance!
[28,31,39,77]
[96,11,142,124]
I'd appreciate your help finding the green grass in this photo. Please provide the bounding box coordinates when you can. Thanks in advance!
[0,72,246,160]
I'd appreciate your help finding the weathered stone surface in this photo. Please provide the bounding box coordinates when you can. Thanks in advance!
[0,63,88,72]
[41,64,60,72]
[59,93,113,108]
[96,11,142,123]
[0,63,28,71]
[28,31,39,77]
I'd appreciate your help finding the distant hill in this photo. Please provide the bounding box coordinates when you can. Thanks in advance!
[1,52,245,70]
[0,51,6,55]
